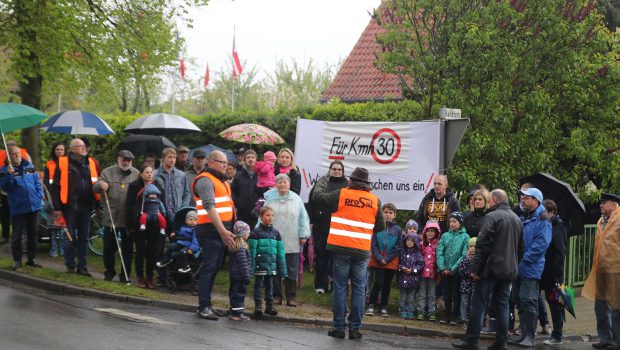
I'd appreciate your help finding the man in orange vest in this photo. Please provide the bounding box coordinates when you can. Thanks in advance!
[312,167,385,340]
[51,138,100,277]
[193,150,236,321]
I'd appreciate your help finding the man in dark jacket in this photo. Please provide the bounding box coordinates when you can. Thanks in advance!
[0,146,43,270]
[417,175,460,235]
[312,167,385,340]
[231,149,258,227]
[453,189,523,350]
[52,138,100,277]
[540,199,567,345]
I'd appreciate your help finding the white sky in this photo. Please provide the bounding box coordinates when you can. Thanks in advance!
[179,0,382,82]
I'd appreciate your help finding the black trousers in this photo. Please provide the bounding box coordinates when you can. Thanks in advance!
[369,268,396,308]
[443,274,462,319]
[1,194,10,240]
[103,226,132,279]
[11,212,37,263]
[313,241,331,290]
[134,228,158,278]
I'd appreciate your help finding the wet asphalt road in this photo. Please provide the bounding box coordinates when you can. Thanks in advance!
[0,280,591,350]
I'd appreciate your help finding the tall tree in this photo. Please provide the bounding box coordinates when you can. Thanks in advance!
[0,0,207,166]
[376,0,620,193]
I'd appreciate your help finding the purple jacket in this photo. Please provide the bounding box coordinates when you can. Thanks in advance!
[398,233,425,289]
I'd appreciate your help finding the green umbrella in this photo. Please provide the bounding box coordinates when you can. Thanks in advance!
[0,103,47,165]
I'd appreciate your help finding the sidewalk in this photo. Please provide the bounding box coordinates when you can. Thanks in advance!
[0,243,596,341]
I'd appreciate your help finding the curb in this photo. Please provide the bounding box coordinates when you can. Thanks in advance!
[0,270,592,342]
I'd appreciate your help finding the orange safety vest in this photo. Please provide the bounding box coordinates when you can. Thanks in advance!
[192,172,234,224]
[46,159,57,185]
[58,156,101,204]
[327,188,379,252]
[0,148,30,165]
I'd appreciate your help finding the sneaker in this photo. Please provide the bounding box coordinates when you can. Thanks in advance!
[197,307,219,320]
[229,314,250,321]
[139,224,146,231]
[440,318,449,324]
[543,338,563,345]
[417,313,425,320]
[26,260,42,268]
[349,328,363,339]
[12,261,21,271]
[380,309,388,317]
[178,266,191,273]
[315,288,325,294]
[366,305,375,316]
[327,328,345,339]
[450,320,459,326]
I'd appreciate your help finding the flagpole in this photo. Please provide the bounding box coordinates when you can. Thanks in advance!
[172,73,176,114]
[232,25,236,113]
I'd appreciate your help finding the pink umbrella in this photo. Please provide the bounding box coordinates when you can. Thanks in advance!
[307,235,314,272]
[298,245,305,289]
[218,123,284,145]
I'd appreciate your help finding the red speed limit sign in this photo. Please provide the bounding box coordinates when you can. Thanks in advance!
[371,128,401,164]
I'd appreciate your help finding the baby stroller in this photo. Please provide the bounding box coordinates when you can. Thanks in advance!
[160,207,203,294]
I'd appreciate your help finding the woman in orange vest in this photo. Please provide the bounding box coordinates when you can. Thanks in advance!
[43,142,66,257]
[367,202,402,317]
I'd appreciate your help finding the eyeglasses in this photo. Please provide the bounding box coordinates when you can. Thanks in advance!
[212,159,228,166]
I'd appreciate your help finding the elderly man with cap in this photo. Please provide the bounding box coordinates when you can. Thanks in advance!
[175,145,191,171]
[508,187,551,348]
[312,167,385,340]
[185,149,207,206]
[94,150,140,282]
[584,193,620,350]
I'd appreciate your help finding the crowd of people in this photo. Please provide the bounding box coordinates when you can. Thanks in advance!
[0,139,618,348]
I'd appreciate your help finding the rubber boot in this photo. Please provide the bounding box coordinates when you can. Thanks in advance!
[254,301,263,317]
[517,313,536,348]
[517,333,535,348]
[265,302,278,316]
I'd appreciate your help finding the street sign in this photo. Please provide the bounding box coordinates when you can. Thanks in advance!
[439,107,462,119]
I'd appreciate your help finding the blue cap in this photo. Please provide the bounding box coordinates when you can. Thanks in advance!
[520,188,543,203]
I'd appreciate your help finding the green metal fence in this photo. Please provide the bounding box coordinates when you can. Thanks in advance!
[564,224,597,287]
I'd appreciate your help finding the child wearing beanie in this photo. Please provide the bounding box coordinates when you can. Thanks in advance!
[227,221,252,321]
[436,211,470,325]
[254,151,277,197]
[458,237,477,326]
[156,210,199,273]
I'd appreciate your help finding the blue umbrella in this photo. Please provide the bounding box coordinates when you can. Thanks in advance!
[190,144,236,163]
[41,110,115,135]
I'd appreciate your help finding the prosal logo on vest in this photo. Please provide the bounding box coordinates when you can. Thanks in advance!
[344,197,373,208]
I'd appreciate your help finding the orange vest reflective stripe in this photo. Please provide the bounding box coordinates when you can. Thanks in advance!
[327,188,379,252]
[192,172,234,224]
[46,160,57,185]
[58,156,101,204]
[0,149,30,165]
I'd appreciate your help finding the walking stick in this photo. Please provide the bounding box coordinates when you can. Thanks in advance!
[104,191,131,285]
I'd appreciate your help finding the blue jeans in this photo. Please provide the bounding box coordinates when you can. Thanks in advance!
[63,207,91,269]
[460,292,472,322]
[229,279,248,316]
[596,301,620,345]
[197,235,225,309]
[465,278,511,345]
[418,277,436,315]
[515,278,539,335]
[399,287,418,314]
[253,275,274,303]
[332,253,369,331]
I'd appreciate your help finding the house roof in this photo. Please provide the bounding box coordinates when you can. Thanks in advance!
[321,14,403,103]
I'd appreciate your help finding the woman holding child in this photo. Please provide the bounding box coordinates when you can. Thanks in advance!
[262,173,310,306]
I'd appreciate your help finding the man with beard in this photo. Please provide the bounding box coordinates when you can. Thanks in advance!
[94,150,140,282]
[417,175,460,235]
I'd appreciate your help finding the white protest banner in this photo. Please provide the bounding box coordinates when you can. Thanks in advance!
[295,119,441,210]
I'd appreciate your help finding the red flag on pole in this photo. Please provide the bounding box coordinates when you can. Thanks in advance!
[180,56,186,80]
[204,64,210,87]
[232,34,243,78]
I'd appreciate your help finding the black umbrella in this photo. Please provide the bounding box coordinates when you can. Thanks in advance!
[519,172,586,236]
[119,134,176,156]
[124,113,200,135]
